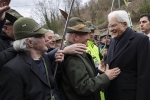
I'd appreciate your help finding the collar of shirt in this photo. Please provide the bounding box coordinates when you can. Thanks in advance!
[147,33,150,38]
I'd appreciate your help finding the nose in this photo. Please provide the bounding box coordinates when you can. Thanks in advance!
[52,37,56,42]
[140,23,143,27]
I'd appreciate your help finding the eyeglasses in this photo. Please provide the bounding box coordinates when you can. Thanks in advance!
[108,23,118,29]
[108,22,124,29]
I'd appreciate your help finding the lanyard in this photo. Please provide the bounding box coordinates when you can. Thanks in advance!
[42,57,55,100]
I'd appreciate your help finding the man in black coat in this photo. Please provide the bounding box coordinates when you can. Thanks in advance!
[105,10,150,100]
[0,17,64,100]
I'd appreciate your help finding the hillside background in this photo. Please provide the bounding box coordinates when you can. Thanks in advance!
[31,0,150,35]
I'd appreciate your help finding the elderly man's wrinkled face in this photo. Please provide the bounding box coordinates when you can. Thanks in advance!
[140,16,150,35]
[109,17,127,39]
[32,34,48,53]
[45,31,56,49]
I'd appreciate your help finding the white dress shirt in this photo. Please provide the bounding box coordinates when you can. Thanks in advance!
[147,33,150,41]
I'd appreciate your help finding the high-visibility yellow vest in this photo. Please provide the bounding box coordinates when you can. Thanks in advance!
[86,40,105,100]
[86,40,101,68]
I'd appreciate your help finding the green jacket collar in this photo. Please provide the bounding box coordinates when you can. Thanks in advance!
[65,41,73,47]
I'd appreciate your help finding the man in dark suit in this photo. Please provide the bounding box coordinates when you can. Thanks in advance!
[139,13,150,40]
[105,10,150,100]
[0,17,64,100]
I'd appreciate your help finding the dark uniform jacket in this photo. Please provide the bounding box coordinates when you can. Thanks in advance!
[0,19,14,52]
[0,52,61,100]
[106,27,150,100]
[0,31,13,52]
[0,20,4,33]
[60,41,110,100]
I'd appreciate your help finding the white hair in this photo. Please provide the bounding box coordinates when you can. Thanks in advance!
[65,33,71,40]
[108,10,130,27]
[13,37,36,51]
[48,30,54,34]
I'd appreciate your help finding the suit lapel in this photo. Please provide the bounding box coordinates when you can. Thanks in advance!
[107,39,115,64]
[109,28,134,64]
[20,52,49,87]
[111,39,130,63]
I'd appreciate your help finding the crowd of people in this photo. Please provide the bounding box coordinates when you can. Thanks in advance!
[0,0,150,100]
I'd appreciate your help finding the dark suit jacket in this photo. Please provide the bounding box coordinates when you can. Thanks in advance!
[0,52,60,100]
[106,27,150,100]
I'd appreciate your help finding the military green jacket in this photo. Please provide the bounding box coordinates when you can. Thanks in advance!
[61,41,110,100]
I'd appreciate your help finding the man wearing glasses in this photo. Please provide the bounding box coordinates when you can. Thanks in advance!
[101,10,150,100]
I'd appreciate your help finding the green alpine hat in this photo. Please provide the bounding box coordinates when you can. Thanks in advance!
[13,17,48,40]
[55,34,62,41]
[67,17,91,33]
[100,30,111,39]
[85,21,95,30]
[5,9,23,25]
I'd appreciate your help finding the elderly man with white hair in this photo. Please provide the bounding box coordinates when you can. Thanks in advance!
[45,30,56,52]
[101,10,150,100]
[0,17,64,100]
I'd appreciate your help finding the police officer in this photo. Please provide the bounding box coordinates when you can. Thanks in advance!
[0,8,22,51]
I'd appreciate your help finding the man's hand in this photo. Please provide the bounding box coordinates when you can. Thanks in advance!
[0,0,11,20]
[63,43,87,55]
[0,0,10,3]
[102,64,121,80]
[98,60,105,72]
[55,49,64,62]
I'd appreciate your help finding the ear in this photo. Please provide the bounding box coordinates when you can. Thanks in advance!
[26,38,34,48]
[73,33,78,42]
[2,25,8,32]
